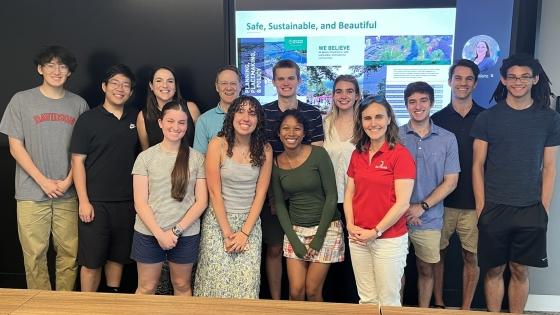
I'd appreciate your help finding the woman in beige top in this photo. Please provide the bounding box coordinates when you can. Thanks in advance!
[322,74,361,302]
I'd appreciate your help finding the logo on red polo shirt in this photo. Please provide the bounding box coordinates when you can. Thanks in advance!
[374,160,388,169]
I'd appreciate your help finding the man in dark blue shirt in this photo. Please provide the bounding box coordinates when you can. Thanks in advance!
[471,54,560,313]
[432,59,484,310]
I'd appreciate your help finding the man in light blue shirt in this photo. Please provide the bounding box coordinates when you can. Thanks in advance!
[398,81,460,308]
[193,65,241,153]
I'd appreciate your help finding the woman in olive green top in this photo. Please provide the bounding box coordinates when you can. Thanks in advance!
[271,109,344,301]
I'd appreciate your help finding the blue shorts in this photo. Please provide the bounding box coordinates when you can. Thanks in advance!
[131,231,200,264]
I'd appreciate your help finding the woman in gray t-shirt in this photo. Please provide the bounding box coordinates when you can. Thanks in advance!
[131,100,207,295]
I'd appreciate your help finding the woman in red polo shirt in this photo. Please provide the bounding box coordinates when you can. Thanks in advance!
[344,96,415,306]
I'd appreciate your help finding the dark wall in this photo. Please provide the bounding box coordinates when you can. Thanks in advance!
[0,0,229,117]
[0,0,228,287]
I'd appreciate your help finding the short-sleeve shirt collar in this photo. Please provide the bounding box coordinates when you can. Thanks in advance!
[213,103,226,114]
[402,119,442,138]
[439,101,484,119]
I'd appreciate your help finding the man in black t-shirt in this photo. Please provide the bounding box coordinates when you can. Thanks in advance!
[471,54,560,313]
[70,64,138,293]
[432,59,484,310]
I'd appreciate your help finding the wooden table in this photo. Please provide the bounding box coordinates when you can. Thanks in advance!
[0,289,379,315]
[0,289,39,314]
[0,289,501,315]
[382,306,499,315]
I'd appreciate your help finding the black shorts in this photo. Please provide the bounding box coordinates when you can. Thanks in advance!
[260,199,285,246]
[78,201,136,268]
[477,201,548,270]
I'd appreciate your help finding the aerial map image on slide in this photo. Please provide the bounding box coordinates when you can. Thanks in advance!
[364,35,453,65]
[238,37,308,97]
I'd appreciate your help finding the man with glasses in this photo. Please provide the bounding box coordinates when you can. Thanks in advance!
[193,65,242,154]
[0,46,89,290]
[471,54,560,313]
[398,81,460,308]
[262,59,324,300]
[70,64,137,293]
[431,59,484,310]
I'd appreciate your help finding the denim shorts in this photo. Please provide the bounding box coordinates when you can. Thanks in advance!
[131,231,200,264]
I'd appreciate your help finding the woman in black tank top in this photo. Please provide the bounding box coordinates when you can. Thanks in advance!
[137,66,200,150]
[135,66,200,295]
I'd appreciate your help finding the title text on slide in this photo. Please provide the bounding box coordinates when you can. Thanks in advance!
[246,21,377,31]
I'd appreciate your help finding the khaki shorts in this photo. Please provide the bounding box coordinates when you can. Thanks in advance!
[409,229,441,264]
[440,207,478,253]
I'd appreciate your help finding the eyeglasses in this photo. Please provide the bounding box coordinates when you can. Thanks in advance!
[43,63,69,73]
[217,81,239,89]
[505,75,534,83]
[107,79,132,90]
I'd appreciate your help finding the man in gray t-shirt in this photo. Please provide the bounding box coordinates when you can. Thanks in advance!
[0,46,88,291]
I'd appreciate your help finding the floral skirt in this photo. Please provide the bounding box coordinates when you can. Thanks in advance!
[193,207,261,299]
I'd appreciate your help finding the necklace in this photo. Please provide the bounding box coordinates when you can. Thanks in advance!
[234,146,250,161]
[284,148,305,169]
[285,154,297,169]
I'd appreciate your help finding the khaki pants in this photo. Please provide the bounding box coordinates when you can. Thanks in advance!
[17,197,78,290]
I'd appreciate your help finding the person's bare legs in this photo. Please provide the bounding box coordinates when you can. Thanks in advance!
[104,261,123,289]
[508,262,529,313]
[80,266,102,292]
[136,262,163,294]
[169,262,194,296]
[416,258,435,308]
[286,258,306,300]
[484,264,505,312]
[305,262,330,301]
[461,250,479,310]
[433,249,447,307]
[266,244,283,299]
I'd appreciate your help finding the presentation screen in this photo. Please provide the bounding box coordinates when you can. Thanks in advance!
[235,7,456,125]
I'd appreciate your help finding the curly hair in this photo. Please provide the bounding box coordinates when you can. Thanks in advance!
[491,53,553,108]
[277,109,309,139]
[217,96,268,167]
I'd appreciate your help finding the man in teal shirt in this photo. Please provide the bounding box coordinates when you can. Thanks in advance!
[193,65,241,153]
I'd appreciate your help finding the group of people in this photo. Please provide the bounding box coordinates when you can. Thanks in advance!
[1,45,558,314]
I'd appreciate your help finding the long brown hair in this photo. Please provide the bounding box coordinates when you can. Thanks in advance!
[161,100,191,201]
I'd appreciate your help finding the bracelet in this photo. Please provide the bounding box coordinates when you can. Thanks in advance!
[240,230,249,237]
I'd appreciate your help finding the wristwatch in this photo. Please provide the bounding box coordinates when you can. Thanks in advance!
[374,227,383,237]
[172,225,183,237]
[421,201,430,211]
